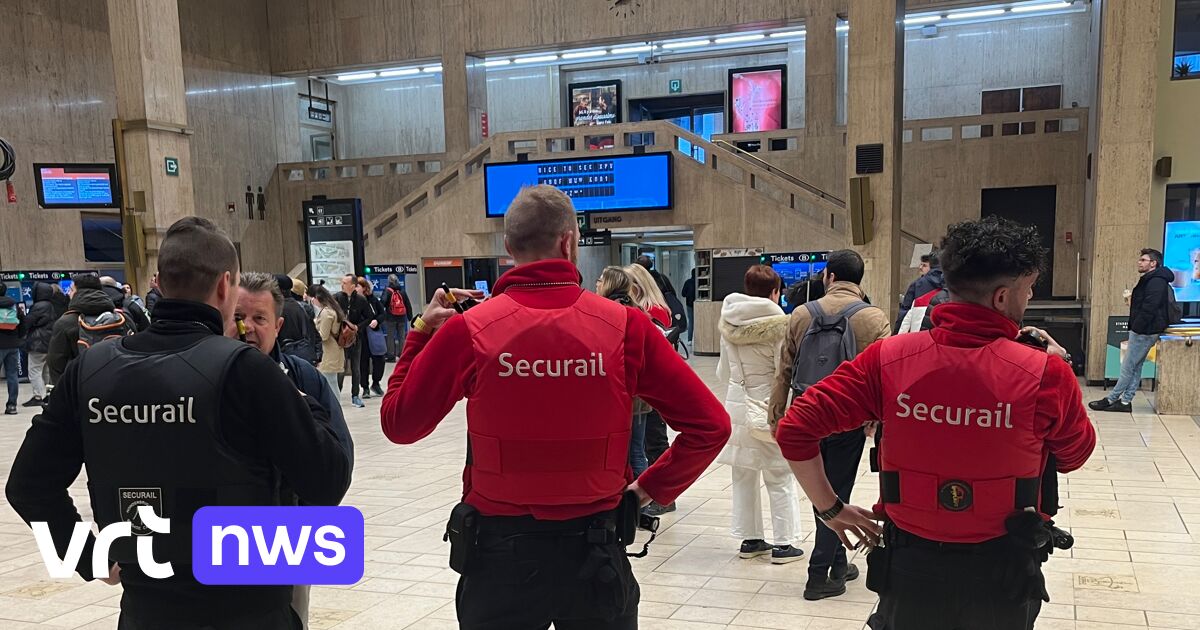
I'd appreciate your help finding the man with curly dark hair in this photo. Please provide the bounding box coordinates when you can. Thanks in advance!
[774,216,1096,630]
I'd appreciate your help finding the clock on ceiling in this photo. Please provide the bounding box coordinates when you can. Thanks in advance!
[609,0,641,19]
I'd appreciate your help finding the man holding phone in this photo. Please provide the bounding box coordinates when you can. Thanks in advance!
[380,185,730,630]
[775,217,1096,630]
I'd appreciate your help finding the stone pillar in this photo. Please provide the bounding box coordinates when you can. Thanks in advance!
[846,0,904,317]
[805,0,837,136]
[107,0,194,291]
[440,1,488,159]
[1085,0,1161,381]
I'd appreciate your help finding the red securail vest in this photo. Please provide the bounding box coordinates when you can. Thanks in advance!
[877,332,1048,543]
[462,290,632,510]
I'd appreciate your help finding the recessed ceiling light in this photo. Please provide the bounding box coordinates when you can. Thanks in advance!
[562,50,608,59]
[611,44,653,54]
[379,68,420,77]
[715,34,766,44]
[421,65,443,73]
[661,39,711,49]
[337,72,377,81]
[483,59,512,67]
[836,24,850,32]
[904,15,941,25]
[515,54,559,64]
[949,9,1007,19]
[769,30,807,38]
[1011,2,1072,13]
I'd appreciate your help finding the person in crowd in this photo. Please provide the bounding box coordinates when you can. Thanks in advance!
[20,282,58,408]
[681,268,697,341]
[274,274,322,366]
[231,272,354,630]
[717,265,805,563]
[381,185,730,630]
[785,277,826,312]
[49,284,70,320]
[124,284,145,311]
[636,254,676,296]
[336,274,371,408]
[46,274,134,386]
[0,293,25,415]
[356,277,387,398]
[291,277,316,320]
[6,217,352,630]
[768,249,891,601]
[310,284,347,394]
[382,274,413,362]
[896,285,951,335]
[100,276,150,332]
[596,266,650,478]
[1090,248,1177,413]
[625,263,672,328]
[894,251,944,333]
[775,216,1096,629]
[145,273,162,316]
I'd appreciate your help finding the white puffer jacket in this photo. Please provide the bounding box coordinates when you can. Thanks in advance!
[715,293,791,471]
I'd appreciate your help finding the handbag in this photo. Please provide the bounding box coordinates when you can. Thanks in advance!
[367,326,387,357]
[337,320,358,349]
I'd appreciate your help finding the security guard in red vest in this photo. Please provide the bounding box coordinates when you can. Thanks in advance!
[381,185,730,630]
[776,216,1096,630]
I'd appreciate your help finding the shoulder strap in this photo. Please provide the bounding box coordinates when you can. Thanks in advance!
[804,300,826,320]
[839,301,873,320]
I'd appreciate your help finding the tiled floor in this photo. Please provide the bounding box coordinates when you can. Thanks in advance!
[1,355,1200,629]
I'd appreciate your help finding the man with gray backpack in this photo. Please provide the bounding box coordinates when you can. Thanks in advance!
[768,249,890,601]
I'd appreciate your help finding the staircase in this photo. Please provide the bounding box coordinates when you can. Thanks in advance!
[362,121,847,249]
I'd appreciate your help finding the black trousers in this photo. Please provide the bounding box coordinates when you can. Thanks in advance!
[456,523,639,629]
[644,410,669,466]
[118,606,301,630]
[339,338,362,396]
[359,341,385,389]
[867,538,1042,630]
[810,428,867,580]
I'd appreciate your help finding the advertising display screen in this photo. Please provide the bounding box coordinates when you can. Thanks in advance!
[33,163,119,209]
[728,65,787,133]
[484,153,672,217]
[1165,221,1200,302]
[568,80,622,126]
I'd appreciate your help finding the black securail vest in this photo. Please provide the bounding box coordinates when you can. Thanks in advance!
[78,334,279,566]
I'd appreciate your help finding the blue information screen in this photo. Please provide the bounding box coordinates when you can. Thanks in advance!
[484,153,672,217]
[34,164,117,208]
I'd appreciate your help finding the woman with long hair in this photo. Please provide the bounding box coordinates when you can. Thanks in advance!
[595,266,651,478]
[717,265,804,563]
[356,277,387,399]
[595,266,635,306]
[624,263,671,328]
[309,284,347,393]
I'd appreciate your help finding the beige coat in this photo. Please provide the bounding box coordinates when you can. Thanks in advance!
[315,307,345,374]
[768,281,891,422]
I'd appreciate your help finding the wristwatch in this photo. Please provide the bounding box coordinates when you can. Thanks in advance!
[814,498,845,523]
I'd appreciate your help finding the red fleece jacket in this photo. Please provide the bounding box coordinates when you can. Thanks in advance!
[776,302,1096,474]
[381,259,731,520]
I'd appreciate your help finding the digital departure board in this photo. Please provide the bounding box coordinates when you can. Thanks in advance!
[484,153,672,217]
[33,163,119,209]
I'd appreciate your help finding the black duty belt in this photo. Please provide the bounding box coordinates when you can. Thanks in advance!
[879,471,1040,512]
[886,524,1011,554]
[478,511,620,544]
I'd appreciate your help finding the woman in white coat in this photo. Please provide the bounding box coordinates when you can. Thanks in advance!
[717,265,805,563]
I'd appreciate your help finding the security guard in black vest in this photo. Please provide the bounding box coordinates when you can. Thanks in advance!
[6,217,353,630]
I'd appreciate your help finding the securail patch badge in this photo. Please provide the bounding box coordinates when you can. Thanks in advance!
[938,480,972,511]
[119,488,163,535]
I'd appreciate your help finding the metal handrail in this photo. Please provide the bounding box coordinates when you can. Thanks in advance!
[712,139,845,207]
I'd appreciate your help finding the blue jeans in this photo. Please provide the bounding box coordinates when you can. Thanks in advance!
[1108,332,1158,404]
[629,413,648,478]
[0,348,19,407]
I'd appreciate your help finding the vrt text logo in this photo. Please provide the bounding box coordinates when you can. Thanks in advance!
[33,506,174,579]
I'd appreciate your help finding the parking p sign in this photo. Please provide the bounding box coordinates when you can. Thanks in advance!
[165,157,179,176]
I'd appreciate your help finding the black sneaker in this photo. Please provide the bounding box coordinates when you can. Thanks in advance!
[770,545,806,564]
[1088,398,1115,411]
[21,396,43,408]
[804,575,848,601]
[643,502,676,517]
[1105,401,1132,413]
[833,564,860,582]
[361,390,372,400]
[739,539,772,559]
[371,384,384,397]
[4,404,16,416]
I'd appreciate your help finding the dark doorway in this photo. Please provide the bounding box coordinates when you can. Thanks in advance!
[629,93,725,162]
[981,185,1057,299]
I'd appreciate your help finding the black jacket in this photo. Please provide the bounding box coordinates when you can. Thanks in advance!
[383,284,413,321]
[681,277,696,307]
[0,295,25,350]
[47,289,127,384]
[1130,266,1175,335]
[22,282,57,354]
[145,287,162,315]
[895,268,945,332]
[101,285,150,332]
[6,299,352,623]
[337,291,372,328]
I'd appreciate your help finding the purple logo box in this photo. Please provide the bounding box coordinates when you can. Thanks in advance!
[192,506,364,585]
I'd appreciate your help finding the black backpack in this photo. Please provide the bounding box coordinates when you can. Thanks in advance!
[1166,287,1184,326]
[790,300,874,396]
[77,311,135,354]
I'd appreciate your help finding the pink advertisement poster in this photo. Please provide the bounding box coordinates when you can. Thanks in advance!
[729,68,785,133]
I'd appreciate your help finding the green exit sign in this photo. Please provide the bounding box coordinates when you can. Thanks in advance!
[669,79,682,94]
[164,156,179,176]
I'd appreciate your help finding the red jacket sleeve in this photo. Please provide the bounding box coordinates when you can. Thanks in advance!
[380,316,475,444]
[627,310,730,505]
[776,342,885,461]
[1039,358,1096,472]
